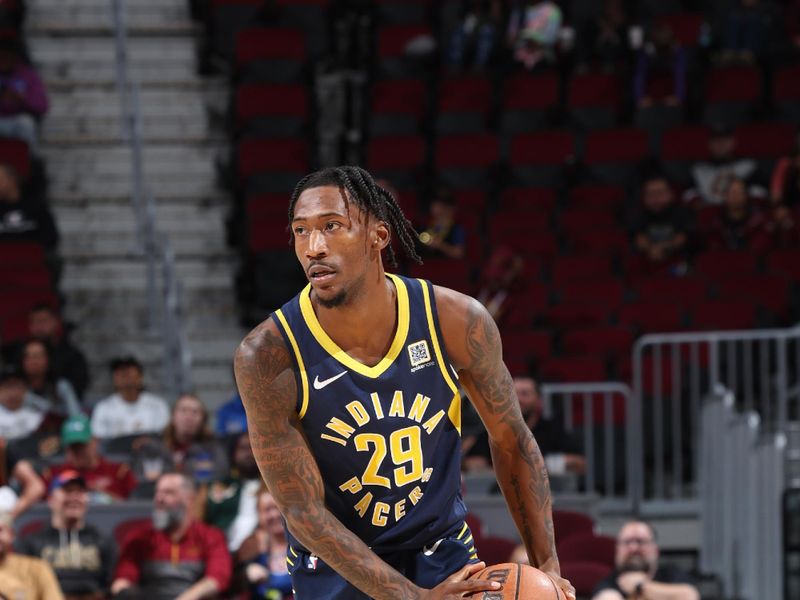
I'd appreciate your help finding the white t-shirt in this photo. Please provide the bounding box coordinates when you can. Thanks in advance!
[0,405,44,440]
[90,392,170,438]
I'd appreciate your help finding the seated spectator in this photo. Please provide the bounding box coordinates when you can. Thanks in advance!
[446,0,505,71]
[41,415,137,502]
[573,0,629,72]
[464,375,586,476]
[215,391,247,437]
[111,472,232,600]
[592,520,699,600]
[236,488,292,600]
[631,173,693,267]
[507,0,563,70]
[0,162,58,250]
[205,431,261,551]
[770,135,800,208]
[90,356,169,439]
[16,470,116,599]
[0,364,44,439]
[763,200,800,249]
[633,23,686,110]
[719,0,777,64]
[417,187,466,260]
[0,34,48,152]
[0,367,45,519]
[0,510,63,599]
[705,177,771,253]
[131,393,228,485]
[17,339,81,425]
[475,245,526,329]
[28,305,89,401]
[691,123,758,206]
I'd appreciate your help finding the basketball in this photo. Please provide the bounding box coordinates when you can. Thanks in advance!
[469,563,566,599]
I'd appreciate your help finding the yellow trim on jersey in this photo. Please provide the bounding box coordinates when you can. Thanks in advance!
[275,309,310,419]
[298,273,410,379]
[419,279,462,434]
[456,522,469,540]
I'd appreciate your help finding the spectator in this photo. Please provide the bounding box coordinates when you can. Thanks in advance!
[417,187,466,260]
[0,367,46,519]
[573,0,629,72]
[0,162,58,250]
[631,173,693,267]
[0,364,44,439]
[111,472,232,600]
[446,0,505,71]
[475,245,526,329]
[236,488,292,600]
[0,35,48,152]
[705,177,771,253]
[633,23,687,110]
[762,200,800,249]
[215,391,247,437]
[17,339,82,424]
[719,0,776,64]
[205,431,261,551]
[592,520,699,600]
[16,470,116,599]
[131,393,228,485]
[464,376,586,476]
[28,305,90,401]
[41,415,137,502]
[0,510,63,599]
[691,123,758,206]
[90,356,169,439]
[770,135,800,208]
[507,0,563,70]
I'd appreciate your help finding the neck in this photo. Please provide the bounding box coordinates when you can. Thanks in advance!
[120,390,140,403]
[313,270,397,356]
[167,518,192,542]
[52,515,83,530]
[28,374,45,388]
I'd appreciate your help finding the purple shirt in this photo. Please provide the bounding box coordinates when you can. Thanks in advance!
[0,62,49,117]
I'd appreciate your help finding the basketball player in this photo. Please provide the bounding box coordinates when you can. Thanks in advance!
[234,166,575,600]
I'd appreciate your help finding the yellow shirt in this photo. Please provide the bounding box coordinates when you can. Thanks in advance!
[0,553,64,600]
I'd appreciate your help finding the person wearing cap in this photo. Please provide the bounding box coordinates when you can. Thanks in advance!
[16,470,116,600]
[0,366,46,519]
[112,472,231,600]
[0,510,63,599]
[690,123,760,206]
[90,356,169,439]
[41,415,136,502]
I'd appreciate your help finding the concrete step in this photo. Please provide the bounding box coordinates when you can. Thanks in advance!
[53,204,227,234]
[49,194,228,208]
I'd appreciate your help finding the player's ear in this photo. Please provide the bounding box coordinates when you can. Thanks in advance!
[374,221,391,250]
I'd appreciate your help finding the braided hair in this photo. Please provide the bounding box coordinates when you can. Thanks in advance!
[288,166,422,267]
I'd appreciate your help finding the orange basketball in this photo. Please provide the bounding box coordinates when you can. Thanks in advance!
[469,563,566,600]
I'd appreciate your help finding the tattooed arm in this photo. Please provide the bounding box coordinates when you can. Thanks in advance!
[436,288,575,600]
[234,319,498,600]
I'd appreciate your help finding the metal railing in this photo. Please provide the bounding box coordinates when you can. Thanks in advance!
[111,0,192,399]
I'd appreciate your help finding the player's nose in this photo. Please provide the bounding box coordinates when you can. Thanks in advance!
[306,229,328,257]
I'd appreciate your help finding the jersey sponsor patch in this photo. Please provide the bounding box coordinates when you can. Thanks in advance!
[407,340,431,368]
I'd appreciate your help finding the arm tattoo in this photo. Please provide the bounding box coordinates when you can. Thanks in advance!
[464,301,559,569]
[234,323,424,599]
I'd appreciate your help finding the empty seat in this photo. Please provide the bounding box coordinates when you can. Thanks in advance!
[691,300,757,330]
[211,0,263,62]
[435,133,499,188]
[367,135,426,189]
[369,79,428,135]
[552,509,595,545]
[567,184,626,211]
[558,280,625,307]
[376,24,434,78]
[704,66,760,127]
[767,248,800,279]
[551,255,614,285]
[617,301,684,333]
[584,128,650,185]
[568,72,620,130]
[560,561,614,598]
[559,209,618,233]
[694,250,758,278]
[633,276,708,305]
[715,274,790,319]
[409,259,471,293]
[557,533,616,568]
[475,536,516,566]
[508,131,575,187]
[500,187,556,212]
[502,329,552,364]
[658,13,704,47]
[235,27,307,82]
[0,137,29,179]
[566,229,630,255]
[238,138,309,193]
[735,122,796,176]
[248,216,291,252]
[489,212,550,245]
[660,125,710,187]
[774,63,800,122]
[545,304,611,330]
[540,356,608,383]
[435,75,492,134]
[501,71,559,133]
[235,83,308,136]
[562,327,633,360]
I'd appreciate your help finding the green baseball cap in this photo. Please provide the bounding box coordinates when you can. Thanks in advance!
[61,415,92,446]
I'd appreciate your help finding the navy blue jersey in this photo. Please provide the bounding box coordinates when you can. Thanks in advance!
[272,274,468,553]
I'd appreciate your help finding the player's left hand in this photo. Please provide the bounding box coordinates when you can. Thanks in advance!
[544,570,576,600]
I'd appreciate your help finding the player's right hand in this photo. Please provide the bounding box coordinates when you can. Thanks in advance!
[421,561,502,599]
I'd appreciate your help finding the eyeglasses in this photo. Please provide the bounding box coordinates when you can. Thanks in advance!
[618,537,654,547]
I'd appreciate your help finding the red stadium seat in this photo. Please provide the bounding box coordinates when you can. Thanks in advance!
[451,190,487,212]
[694,250,758,278]
[367,136,426,171]
[0,242,46,267]
[546,304,611,330]
[245,193,289,219]
[617,302,685,333]
[238,138,309,179]
[715,274,790,319]
[0,268,51,290]
[475,536,518,566]
[540,356,608,383]
[502,329,552,364]
[435,133,498,169]
[584,129,649,185]
[735,122,796,158]
[369,79,427,134]
[248,216,291,252]
[0,289,58,315]
[775,64,800,121]
[377,24,432,58]
[556,533,616,568]
[489,212,550,244]
[508,131,575,186]
[503,231,557,258]
[566,229,629,255]
[658,13,704,47]
[436,75,492,133]
[500,188,556,212]
[551,255,614,285]
[499,285,550,329]
[660,125,710,186]
[691,300,757,330]
[562,327,633,360]
[235,83,308,135]
[567,72,620,129]
[559,209,618,233]
[557,280,625,307]
[0,138,29,179]
[409,259,471,293]
[704,66,760,126]
[465,513,484,538]
[501,71,559,132]
[552,509,595,545]
[767,248,800,279]
[0,314,30,346]
[235,27,307,81]
[567,185,626,211]
[633,276,708,306]
[560,561,614,597]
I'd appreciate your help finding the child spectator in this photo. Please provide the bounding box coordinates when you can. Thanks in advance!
[0,162,58,250]
[90,356,169,439]
[0,34,48,152]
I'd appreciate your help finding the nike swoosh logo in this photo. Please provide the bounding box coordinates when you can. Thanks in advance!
[423,539,443,556]
[313,371,348,390]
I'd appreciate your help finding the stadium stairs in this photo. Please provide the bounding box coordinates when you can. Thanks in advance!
[26,0,246,409]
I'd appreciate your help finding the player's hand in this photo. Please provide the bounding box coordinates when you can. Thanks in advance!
[543,569,576,600]
[422,561,501,599]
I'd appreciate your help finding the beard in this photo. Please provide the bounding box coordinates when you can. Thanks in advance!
[152,506,185,531]
[317,289,348,309]
[619,555,652,574]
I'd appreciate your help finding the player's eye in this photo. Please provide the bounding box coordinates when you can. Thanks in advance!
[325,222,341,231]
[293,225,307,236]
